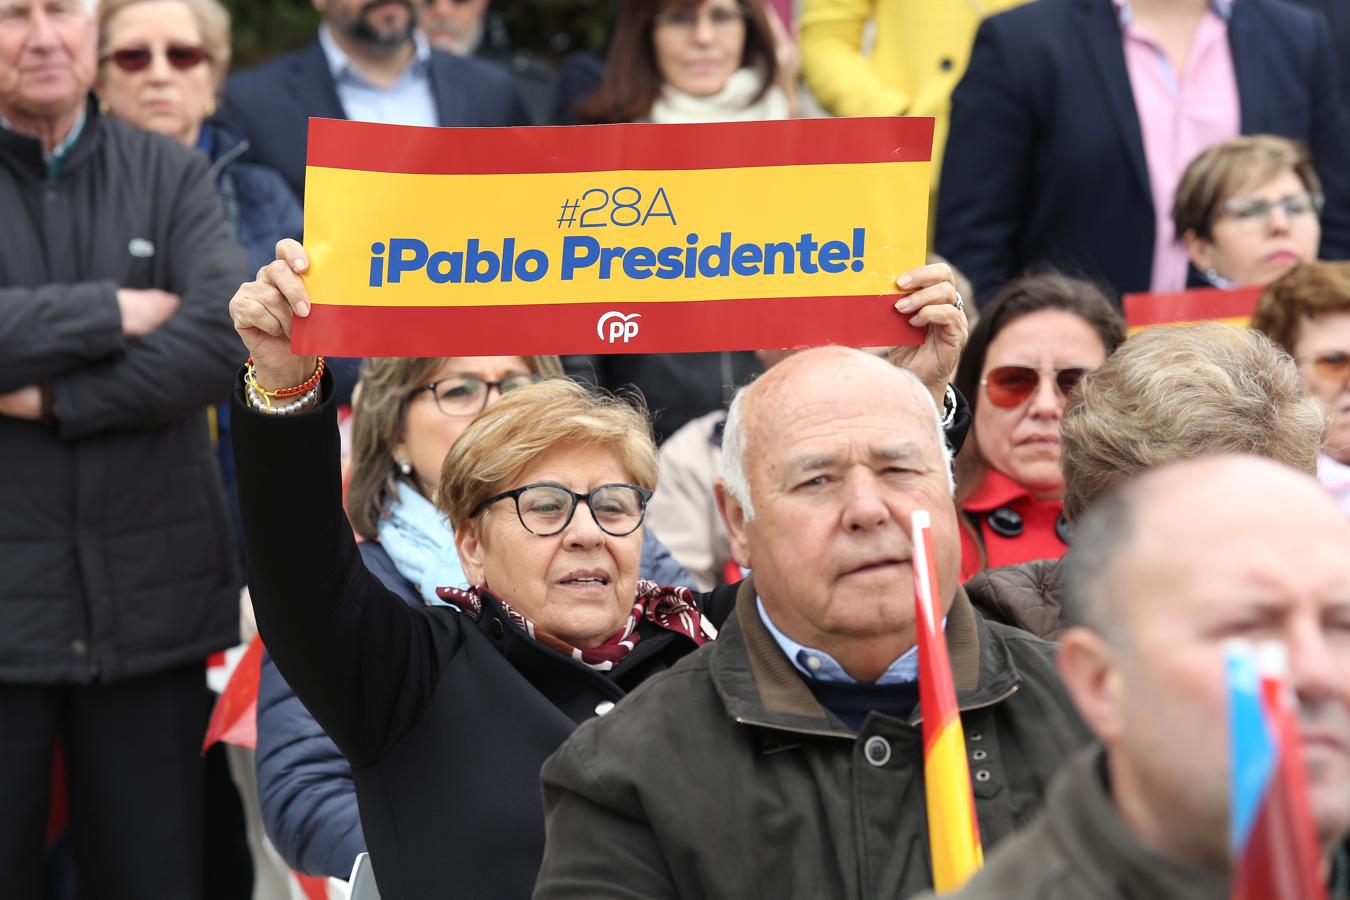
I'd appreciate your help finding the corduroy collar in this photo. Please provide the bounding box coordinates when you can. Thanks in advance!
[709,576,1017,736]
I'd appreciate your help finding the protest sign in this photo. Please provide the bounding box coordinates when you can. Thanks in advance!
[1123,285,1263,333]
[293,116,933,357]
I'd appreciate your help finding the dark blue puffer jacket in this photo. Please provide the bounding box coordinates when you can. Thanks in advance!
[254,532,695,878]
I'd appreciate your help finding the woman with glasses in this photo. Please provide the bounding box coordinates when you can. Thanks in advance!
[226,240,736,900]
[1252,262,1350,515]
[1174,135,1324,290]
[951,272,1126,581]
[95,0,301,275]
[256,354,698,881]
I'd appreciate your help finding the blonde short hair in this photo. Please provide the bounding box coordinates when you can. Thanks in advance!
[440,379,659,532]
[346,355,564,540]
[97,0,232,91]
[1173,135,1322,241]
[1251,261,1350,355]
[1059,324,1326,521]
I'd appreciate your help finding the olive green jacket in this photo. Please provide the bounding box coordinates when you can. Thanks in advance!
[533,580,1092,900]
[913,746,1229,900]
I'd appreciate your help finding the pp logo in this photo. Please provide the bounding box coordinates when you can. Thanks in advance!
[596,311,641,344]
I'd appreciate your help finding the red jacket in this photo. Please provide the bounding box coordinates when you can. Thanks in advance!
[959,468,1067,582]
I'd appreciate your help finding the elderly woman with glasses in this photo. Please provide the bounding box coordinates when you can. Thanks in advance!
[226,237,740,899]
[1174,135,1324,290]
[255,353,698,881]
[229,234,968,898]
[1252,262,1350,516]
[951,272,1126,581]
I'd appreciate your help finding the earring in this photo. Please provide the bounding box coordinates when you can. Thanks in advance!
[397,460,413,476]
[1203,267,1221,285]
[98,98,110,115]
[203,98,217,118]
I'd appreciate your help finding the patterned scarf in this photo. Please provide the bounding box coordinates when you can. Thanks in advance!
[436,579,717,672]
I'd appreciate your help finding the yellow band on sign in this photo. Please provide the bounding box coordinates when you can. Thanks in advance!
[293,116,935,357]
[303,162,929,308]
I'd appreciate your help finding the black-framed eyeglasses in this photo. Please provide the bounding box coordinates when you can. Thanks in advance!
[414,374,542,417]
[470,481,654,537]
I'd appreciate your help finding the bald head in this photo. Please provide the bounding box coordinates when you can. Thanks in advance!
[1058,455,1350,865]
[722,347,948,518]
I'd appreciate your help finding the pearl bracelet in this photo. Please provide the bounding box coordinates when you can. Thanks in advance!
[247,380,320,416]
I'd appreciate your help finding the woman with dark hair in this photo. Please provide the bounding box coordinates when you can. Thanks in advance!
[579,0,795,125]
[568,1,799,444]
[952,272,1126,581]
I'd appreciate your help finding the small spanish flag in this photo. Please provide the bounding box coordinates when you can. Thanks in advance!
[912,510,984,892]
[1228,642,1327,900]
[1122,285,1263,334]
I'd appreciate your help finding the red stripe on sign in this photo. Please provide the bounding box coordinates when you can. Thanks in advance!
[305,117,934,175]
[291,295,926,357]
[1123,285,1263,328]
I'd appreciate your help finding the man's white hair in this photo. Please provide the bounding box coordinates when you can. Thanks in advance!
[721,359,954,521]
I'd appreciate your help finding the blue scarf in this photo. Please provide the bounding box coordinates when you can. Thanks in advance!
[376,481,466,607]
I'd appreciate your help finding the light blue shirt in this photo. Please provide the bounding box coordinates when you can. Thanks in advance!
[318,25,437,128]
[757,597,927,686]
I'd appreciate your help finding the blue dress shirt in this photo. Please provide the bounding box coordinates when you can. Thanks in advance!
[317,25,437,128]
[757,596,932,686]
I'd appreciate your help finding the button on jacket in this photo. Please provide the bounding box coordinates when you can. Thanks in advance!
[535,580,1093,900]
[0,101,247,683]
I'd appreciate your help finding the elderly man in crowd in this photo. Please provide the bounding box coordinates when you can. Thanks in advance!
[0,0,246,893]
[923,456,1350,899]
[532,346,1091,899]
[966,323,1327,640]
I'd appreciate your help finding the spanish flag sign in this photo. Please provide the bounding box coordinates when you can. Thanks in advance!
[292,117,933,357]
[1123,285,1263,333]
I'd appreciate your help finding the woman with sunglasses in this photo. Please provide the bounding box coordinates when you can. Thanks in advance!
[952,272,1127,581]
[95,0,302,274]
[1252,262,1350,515]
[256,353,698,880]
[1174,136,1324,290]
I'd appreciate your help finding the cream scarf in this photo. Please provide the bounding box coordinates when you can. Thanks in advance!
[645,68,789,124]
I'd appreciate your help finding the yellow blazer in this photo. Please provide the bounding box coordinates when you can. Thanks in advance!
[800,0,1029,184]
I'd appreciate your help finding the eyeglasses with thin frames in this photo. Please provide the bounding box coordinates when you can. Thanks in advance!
[1220,192,1324,232]
[470,482,654,537]
[654,3,748,33]
[101,45,210,73]
[413,374,542,418]
[1298,351,1350,382]
[980,365,1090,409]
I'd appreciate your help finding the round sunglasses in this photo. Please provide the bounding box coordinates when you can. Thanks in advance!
[102,45,210,74]
[980,365,1090,409]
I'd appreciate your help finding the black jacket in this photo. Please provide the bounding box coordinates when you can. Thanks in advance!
[0,101,247,682]
[222,39,529,199]
[232,375,738,900]
[535,581,1093,900]
[936,0,1350,303]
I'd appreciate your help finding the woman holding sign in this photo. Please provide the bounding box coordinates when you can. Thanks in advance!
[226,238,967,899]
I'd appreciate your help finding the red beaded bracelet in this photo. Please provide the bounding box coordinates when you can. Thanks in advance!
[246,356,325,400]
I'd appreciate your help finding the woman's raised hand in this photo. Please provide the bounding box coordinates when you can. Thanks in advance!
[229,238,317,389]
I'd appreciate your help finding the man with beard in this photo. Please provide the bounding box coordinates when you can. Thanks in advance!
[223,0,526,199]
[920,455,1350,900]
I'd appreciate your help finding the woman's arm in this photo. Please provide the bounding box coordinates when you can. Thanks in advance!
[230,240,460,767]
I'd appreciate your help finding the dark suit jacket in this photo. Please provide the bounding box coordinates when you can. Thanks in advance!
[222,39,528,199]
[935,0,1350,305]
